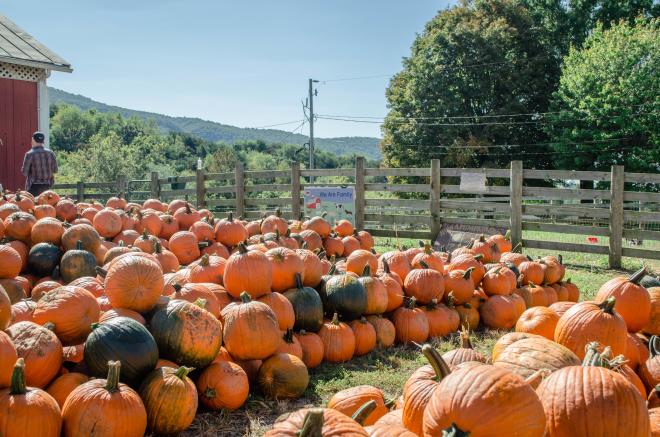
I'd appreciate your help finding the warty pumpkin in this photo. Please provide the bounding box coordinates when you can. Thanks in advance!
[402,344,452,436]
[84,316,158,386]
[423,364,546,437]
[6,321,62,388]
[196,360,249,411]
[493,336,580,388]
[554,297,627,360]
[0,358,62,437]
[222,291,280,360]
[258,352,309,399]
[139,366,198,435]
[595,266,651,333]
[223,243,273,299]
[328,385,389,426]
[151,298,223,367]
[62,361,147,437]
[318,313,356,363]
[9,299,36,325]
[392,297,429,344]
[32,285,100,345]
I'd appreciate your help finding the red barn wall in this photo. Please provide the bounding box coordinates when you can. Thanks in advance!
[0,77,38,192]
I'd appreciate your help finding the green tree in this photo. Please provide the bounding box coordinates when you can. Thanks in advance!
[546,18,659,172]
[50,104,99,152]
[382,0,562,170]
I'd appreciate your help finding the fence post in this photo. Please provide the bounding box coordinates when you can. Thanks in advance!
[235,162,245,218]
[150,172,160,200]
[510,161,523,248]
[76,181,84,203]
[196,169,206,209]
[116,175,127,200]
[291,161,301,220]
[355,156,365,230]
[430,159,442,241]
[609,165,624,268]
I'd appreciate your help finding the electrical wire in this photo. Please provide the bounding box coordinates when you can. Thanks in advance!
[251,119,305,129]
[381,138,642,149]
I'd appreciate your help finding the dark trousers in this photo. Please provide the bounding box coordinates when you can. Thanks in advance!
[28,184,51,197]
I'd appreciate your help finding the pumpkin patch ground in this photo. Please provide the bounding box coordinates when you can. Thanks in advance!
[0,190,658,437]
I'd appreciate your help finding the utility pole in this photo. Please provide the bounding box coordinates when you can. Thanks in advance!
[308,78,318,181]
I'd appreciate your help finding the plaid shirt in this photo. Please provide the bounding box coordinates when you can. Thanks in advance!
[22,146,58,189]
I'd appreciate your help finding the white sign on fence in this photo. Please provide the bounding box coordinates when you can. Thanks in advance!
[304,186,355,225]
[460,172,487,193]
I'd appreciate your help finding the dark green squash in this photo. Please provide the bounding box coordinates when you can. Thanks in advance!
[149,298,223,368]
[316,262,340,304]
[27,243,61,277]
[283,273,324,332]
[84,316,158,387]
[641,275,660,289]
[60,241,97,283]
[324,273,367,321]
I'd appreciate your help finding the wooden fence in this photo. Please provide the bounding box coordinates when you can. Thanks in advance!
[52,159,660,268]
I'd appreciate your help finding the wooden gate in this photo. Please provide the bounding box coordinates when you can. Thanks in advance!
[0,77,38,191]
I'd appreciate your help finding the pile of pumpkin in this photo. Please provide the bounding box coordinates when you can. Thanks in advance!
[0,188,657,436]
[266,269,660,436]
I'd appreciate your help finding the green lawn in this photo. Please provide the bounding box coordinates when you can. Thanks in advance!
[183,233,659,436]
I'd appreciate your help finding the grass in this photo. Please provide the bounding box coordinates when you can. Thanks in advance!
[183,232,659,436]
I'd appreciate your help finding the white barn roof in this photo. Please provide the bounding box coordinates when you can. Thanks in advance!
[0,14,72,72]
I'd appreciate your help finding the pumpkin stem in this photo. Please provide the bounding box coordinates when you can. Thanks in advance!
[629,266,647,285]
[406,296,417,310]
[199,254,210,266]
[172,283,183,293]
[421,343,451,382]
[504,230,511,241]
[275,208,282,218]
[283,328,295,344]
[95,266,108,278]
[473,254,484,261]
[649,336,660,358]
[459,326,474,349]
[75,240,84,251]
[419,260,429,269]
[382,259,391,274]
[237,242,248,254]
[361,264,371,277]
[462,267,474,280]
[418,240,425,248]
[239,292,252,303]
[446,292,456,308]
[91,322,100,331]
[327,263,337,276]
[9,358,27,395]
[443,423,470,437]
[105,361,121,392]
[558,254,563,265]
[174,366,193,379]
[153,240,162,254]
[597,297,617,315]
[351,400,377,425]
[424,243,432,254]
[511,242,522,253]
[185,202,192,214]
[298,409,324,437]
[43,322,56,332]
[331,312,340,325]
[524,369,550,386]
[478,234,486,243]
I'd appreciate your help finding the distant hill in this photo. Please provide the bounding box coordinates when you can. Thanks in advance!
[49,88,382,159]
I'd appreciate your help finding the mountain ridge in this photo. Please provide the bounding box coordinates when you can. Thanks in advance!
[48,87,382,159]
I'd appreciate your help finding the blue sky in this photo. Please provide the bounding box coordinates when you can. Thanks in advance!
[4,1,450,138]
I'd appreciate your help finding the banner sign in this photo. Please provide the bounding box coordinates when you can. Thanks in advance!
[304,186,355,225]
[434,223,508,252]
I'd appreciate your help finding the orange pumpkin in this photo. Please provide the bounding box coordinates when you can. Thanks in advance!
[223,243,273,299]
[424,299,460,338]
[378,250,411,282]
[261,209,288,235]
[392,298,429,344]
[30,218,64,245]
[32,286,100,346]
[443,268,474,305]
[479,294,519,330]
[379,260,404,312]
[328,385,389,426]
[481,265,517,296]
[334,219,354,237]
[266,247,304,293]
[366,315,396,349]
[103,254,164,313]
[411,245,445,272]
[0,358,62,437]
[514,283,548,308]
[0,245,22,280]
[442,328,487,368]
[595,267,651,333]
[318,313,356,363]
[350,317,377,356]
[258,353,309,399]
[45,372,89,409]
[297,248,324,288]
[295,330,324,369]
[222,292,281,360]
[403,262,444,304]
[0,331,17,388]
[196,360,249,411]
[341,235,361,257]
[214,212,248,247]
[168,231,200,265]
[62,361,147,437]
[447,253,485,286]
[264,408,368,437]
[303,215,332,238]
[99,308,146,325]
[515,306,559,340]
[92,208,122,238]
[518,260,545,285]
[258,291,295,331]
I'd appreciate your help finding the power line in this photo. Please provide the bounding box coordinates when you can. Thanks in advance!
[320,74,392,83]
[381,137,641,149]
[251,119,305,129]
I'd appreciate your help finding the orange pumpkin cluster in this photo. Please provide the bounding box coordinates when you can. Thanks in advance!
[0,189,659,437]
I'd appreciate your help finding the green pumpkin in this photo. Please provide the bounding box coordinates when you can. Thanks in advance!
[60,240,97,283]
[84,316,158,387]
[27,243,61,277]
[641,275,660,289]
[324,273,366,321]
[284,273,324,332]
[149,298,223,368]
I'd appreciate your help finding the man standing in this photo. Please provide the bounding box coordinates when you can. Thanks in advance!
[21,132,58,197]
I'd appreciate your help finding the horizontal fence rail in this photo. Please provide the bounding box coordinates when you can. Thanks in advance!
[53,158,660,268]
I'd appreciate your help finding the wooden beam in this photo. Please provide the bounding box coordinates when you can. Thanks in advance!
[235,162,245,218]
[522,239,609,254]
[355,157,365,230]
[150,172,160,199]
[510,161,523,247]
[291,161,301,220]
[609,165,624,268]
[196,169,206,208]
[430,159,441,240]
